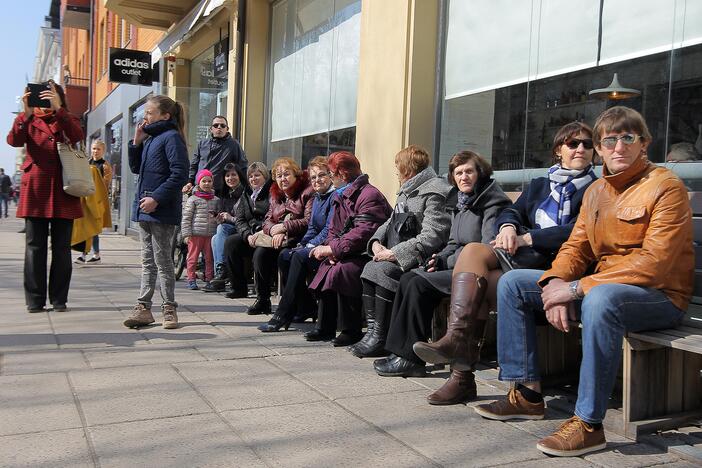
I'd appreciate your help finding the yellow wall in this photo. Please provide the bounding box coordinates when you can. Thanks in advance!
[355,0,439,202]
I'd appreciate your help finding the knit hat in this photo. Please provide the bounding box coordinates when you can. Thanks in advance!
[196,169,213,185]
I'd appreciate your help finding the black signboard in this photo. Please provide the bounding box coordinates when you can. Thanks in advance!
[109,48,153,85]
[214,38,228,77]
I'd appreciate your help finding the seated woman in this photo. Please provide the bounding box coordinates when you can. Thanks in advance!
[413,121,597,405]
[305,151,392,346]
[224,162,272,299]
[204,163,249,292]
[374,151,510,377]
[258,156,337,332]
[349,145,454,357]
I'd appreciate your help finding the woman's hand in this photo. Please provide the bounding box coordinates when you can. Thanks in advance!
[424,254,437,272]
[247,233,259,247]
[310,245,333,260]
[215,212,227,224]
[40,82,62,111]
[183,236,190,244]
[373,248,397,263]
[371,241,386,256]
[492,225,519,254]
[134,121,147,146]
[271,233,286,249]
[21,91,33,117]
[270,223,286,236]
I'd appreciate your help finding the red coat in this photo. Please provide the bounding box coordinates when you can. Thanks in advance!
[7,109,84,219]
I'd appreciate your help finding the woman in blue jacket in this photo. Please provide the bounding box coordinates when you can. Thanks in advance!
[122,95,189,330]
[259,156,339,332]
[411,121,597,405]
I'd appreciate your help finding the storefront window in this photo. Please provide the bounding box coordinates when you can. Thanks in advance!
[105,119,122,223]
[188,39,229,149]
[128,101,147,229]
[266,0,361,166]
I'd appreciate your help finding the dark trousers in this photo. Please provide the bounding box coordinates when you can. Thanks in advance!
[276,247,319,320]
[317,290,362,335]
[24,217,74,309]
[385,271,447,362]
[224,232,279,299]
[225,233,253,294]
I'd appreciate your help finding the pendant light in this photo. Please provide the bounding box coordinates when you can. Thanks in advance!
[589,73,641,100]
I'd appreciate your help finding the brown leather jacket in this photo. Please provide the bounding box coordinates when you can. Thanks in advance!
[540,156,694,311]
[263,173,314,243]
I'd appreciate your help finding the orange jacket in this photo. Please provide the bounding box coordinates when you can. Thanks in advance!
[539,156,694,311]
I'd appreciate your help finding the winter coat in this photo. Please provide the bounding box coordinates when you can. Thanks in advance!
[361,167,455,293]
[89,157,113,191]
[309,174,392,293]
[71,165,112,251]
[263,172,315,245]
[188,134,248,194]
[218,183,246,225]
[413,179,511,294]
[234,179,272,239]
[128,120,189,225]
[300,186,336,247]
[182,192,220,238]
[495,175,595,256]
[8,108,84,219]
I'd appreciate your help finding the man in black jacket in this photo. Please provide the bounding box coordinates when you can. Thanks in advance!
[0,168,12,218]
[182,116,248,196]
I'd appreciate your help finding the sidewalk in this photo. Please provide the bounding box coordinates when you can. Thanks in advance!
[0,207,697,468]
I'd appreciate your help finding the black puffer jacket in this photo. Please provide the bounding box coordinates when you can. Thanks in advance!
[234,178,272,238]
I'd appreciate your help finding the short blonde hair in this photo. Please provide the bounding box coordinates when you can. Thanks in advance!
[307,156,328,172]
[395,145,430,180]
[271,156,302,178]
[91,139,106,149]
[247,161,270,180]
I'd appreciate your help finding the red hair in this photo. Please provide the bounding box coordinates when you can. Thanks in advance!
[327,151,361,181]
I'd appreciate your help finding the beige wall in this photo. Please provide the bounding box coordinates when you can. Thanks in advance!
[355,0,439,202]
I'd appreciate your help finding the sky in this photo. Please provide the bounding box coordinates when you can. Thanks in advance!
[0,0,51,176]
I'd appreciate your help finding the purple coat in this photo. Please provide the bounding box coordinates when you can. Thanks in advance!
[309,174,391,293]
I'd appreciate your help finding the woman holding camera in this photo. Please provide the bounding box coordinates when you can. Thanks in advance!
[8,81,84,313]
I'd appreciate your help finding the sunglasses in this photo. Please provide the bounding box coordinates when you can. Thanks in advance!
[211,123,227,129]
[600,133,641,149]
[564,138,593,150]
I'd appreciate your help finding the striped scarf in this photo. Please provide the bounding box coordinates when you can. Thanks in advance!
[534,164,596,228]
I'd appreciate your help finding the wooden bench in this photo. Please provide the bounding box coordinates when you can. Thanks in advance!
[622,191,702,440]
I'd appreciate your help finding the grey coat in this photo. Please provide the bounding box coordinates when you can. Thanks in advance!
[413,179,511,294]
[181,194,220,238]
[361,167,455,292]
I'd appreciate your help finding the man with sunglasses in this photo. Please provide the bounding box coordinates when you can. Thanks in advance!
[183,116,248,196]
[475,106,694,457]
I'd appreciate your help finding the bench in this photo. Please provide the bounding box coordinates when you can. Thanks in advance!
[621,191,702,440]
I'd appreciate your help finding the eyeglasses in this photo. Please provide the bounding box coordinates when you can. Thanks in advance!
[310,172,329,181]
[211,123,227,129]
[600,134,641,149]
[564,138,593,150]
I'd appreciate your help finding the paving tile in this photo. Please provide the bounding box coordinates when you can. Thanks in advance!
[175,359,324,411]
[1,350,88,375]
[84,347,206,368]
[222,400,432,467]
[89,413,264,468]
[69,365,212,426]
[0,429,93,468]
[192,339,275,360]
[584,437,680,467]
[0,373,82,435]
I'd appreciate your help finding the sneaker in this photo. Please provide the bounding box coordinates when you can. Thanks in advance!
[123,304,155,328]
[86,256,101,264]
[187,280,199,290]
[162,304,179,329]
[74,256,86,264]
[473,388,545,421]
[536,416,606,457]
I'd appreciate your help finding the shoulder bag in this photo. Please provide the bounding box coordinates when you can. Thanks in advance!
[58,135,95,197]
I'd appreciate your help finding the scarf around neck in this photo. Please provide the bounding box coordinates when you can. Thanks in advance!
[194,190,214,200]
[534,164,597,228]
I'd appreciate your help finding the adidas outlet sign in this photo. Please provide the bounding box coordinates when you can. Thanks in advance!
[109,48,153,86]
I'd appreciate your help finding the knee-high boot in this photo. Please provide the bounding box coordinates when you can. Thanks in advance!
[412,272,487,368]
[350,292,392,358]
[347,291,376,354]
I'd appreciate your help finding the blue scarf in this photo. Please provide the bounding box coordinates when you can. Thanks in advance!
[534,165,596,228]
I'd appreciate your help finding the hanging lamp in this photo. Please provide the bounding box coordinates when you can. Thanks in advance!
[589,73,641,100]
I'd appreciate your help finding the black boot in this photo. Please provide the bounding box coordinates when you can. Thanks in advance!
[351,291,392,358]
[247,297,272,315]
[209,263,229,287]
[347,290,376,354]
[373,354,426,377]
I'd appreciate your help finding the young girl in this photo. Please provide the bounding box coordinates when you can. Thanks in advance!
[182,169,219,290]
[123,95,188,330]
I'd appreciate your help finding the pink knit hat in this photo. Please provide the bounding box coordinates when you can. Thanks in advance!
[196,169,213,185]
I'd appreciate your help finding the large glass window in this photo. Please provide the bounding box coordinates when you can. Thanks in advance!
[188,39,229,148]
[266,0,361,167]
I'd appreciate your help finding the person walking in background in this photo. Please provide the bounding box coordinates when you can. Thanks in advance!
[122,95,188,330]
[7,80,84,313]
[71,161,112,261]
[0,168,11,218]
[75,139,112,264]
[181,169,219,290]
[183,115,248,197]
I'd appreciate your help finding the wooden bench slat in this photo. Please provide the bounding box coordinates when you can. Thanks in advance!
[628,331,702,354]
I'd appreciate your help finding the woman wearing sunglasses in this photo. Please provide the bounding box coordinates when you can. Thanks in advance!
[411,121,597,405]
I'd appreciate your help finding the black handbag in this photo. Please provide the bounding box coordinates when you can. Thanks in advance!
[494,246,552,272]
[385,211,419,248]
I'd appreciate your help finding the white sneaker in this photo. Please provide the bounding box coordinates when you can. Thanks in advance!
[86,256,101,264]
[74,256,86,264]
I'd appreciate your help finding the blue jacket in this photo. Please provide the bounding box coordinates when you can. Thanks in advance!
[300,186,336,247]
[128,120,189,225]
[495,175,595,255]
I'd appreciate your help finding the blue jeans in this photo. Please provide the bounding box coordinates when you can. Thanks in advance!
[0,193,9,217]
[211,223,237,268]
[496,269,685,424]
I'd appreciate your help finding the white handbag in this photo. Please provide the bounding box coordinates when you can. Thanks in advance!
[57,137,95,197]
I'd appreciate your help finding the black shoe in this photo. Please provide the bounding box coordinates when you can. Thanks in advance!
[27,306,46,313]
[292,312,317,323]
[373,355,394,367]
[258,315,292,332]
[374,354,426,377]
[304,329,335,342]
[51,304,68,312]
[202,281,225,292]
[247,298,271,315]
[225,289,248,299]
[332,332,363,347]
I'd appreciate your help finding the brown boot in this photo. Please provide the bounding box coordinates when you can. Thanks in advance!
[413,272,487,367]
[123,304,155,329]
[427,368,477,405]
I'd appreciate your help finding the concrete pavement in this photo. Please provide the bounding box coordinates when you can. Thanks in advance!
[0,207,699,467]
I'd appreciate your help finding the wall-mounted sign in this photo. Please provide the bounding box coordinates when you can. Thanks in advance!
[214,37,229,77]
[109,48,153,85]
